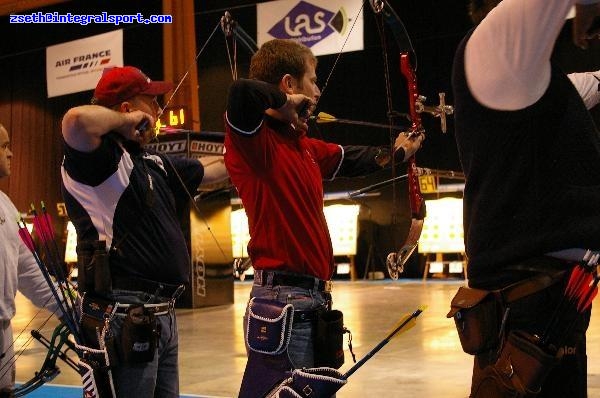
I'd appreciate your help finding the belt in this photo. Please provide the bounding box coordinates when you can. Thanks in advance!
[500,270,566,303]
[112,276,184,299]
[294,310,319,323]
[254,270,333,293]
[114,302,174,316]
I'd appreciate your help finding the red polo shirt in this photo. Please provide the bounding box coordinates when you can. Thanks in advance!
[224,116,342,280]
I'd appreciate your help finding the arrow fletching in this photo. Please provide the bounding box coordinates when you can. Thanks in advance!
[565,265,587,300]
[41,201,57,240]
[314,112,337,123]
[387,305,427,340]
[17,219,36,253]
[564,264,598,312]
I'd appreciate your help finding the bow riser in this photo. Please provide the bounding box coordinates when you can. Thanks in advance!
[401,52,426,220]
[386,53,427,279]
[401,55,423,134]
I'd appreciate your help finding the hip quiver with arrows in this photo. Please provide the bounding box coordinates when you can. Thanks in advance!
[75,240,119,397]
[448,272,567,397]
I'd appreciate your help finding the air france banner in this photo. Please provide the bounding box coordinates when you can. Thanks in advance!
[46,30,123,98]
[257,0,363,57]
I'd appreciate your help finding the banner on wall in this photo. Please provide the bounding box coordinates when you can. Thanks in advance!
[257,0,363,57]
[46,30,123,98]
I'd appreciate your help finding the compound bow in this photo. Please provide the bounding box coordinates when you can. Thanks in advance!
[13,322,78,397]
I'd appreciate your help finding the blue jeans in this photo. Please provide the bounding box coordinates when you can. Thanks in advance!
[239,278,332,397]
[109,290,179,398]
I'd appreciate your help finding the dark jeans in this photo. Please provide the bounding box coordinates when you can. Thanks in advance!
[110,290,179,398]
[239,279,332,397]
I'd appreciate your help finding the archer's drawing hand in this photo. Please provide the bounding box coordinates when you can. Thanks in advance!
[278,94,315,132]
[394,131,425,162]
[119,110,156,144]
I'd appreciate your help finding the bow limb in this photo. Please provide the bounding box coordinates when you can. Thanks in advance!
[221,11,258,57]
[369,1,416,62]
[160,11,256,118]
[14,322,79,397]
[0,310,51,389]
[0,213,81,395]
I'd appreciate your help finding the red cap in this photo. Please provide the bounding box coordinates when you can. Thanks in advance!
[91,66,174,107]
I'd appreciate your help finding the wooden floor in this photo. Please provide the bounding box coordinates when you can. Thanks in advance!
[10,280,600,397]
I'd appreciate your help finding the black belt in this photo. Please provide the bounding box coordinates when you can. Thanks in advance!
[294,310,318,323]
[112,276,184,298]
[255,270,332,292]
[114,302,174,316]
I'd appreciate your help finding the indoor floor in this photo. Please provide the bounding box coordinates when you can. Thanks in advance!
[10,280,600,397]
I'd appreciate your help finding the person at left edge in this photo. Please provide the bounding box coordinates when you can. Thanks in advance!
[60,66,228,398]
[0,123,64,398]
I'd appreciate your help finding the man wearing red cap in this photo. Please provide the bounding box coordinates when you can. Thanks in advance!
[61,66,228,398]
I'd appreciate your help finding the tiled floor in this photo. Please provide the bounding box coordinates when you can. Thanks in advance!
[10,280,600,397]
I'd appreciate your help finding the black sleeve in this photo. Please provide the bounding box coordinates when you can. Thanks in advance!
[337,145,407,178]
[161,154,204,197]
[226,79,287,133]
[62,135,119,186]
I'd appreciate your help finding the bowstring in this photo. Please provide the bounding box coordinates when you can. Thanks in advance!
[318,0,419,261]
[158,20,222,121]
[146,18,232,265]
[224,31,238,81]
[0,303,55,383]
[373,8,400,247]
[222,28,245,276]
[318,1,366,103]
[221,15,256,279]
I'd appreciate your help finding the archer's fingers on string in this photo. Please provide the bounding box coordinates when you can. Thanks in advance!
[298,98,314,119]
[306,103,317,118]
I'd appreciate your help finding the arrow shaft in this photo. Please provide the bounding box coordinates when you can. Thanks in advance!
[313,114,408,131]
[343,308,423,379]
